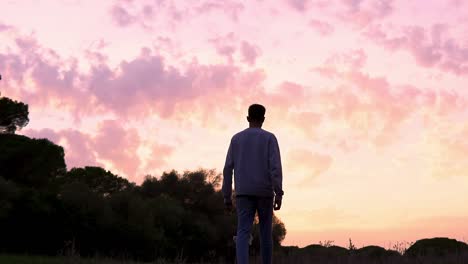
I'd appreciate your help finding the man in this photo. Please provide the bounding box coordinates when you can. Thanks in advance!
[222,104,284,264]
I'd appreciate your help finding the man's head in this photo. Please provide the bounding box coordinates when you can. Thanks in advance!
[247,104,265,127]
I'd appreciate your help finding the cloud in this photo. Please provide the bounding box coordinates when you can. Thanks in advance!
[195,0,244,21]
[85,47,270,120]
[285,0,309,12]
[110,4,136,27]
[0,23,13,32]
[108,0,244,30]
[365,23,468,75]
[240,41,261,66]
[0,30,269,124]
[305,49,468,151]
[309,19,334,36]
[0,35,95,120]
[338,0,394,28]
[9,27,465,163]
[287,149,333,183]
[24,120,174,181]
[265,81,307,112]
[209,32,237,63]
[143,143,174,173]
[93,120,141,179]
[284,0,332,12]
[209,36,261,66]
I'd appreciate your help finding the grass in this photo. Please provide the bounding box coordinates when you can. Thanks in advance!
[274,254,468,264]
[3,253,468,264]
[0,255,146,264]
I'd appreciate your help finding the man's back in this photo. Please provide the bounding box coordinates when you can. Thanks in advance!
[222,127,283,201]
[222,104,283,264]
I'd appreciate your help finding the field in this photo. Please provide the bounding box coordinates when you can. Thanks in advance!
[0,255,144,264]
[2,253,468,264]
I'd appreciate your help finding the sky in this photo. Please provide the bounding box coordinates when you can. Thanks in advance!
[1,0,468,248]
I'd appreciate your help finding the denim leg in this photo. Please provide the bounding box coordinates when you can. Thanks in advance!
[236,196,256,264]
[257,197,273,264]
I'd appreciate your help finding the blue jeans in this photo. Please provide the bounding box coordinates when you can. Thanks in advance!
[236,195,273,264]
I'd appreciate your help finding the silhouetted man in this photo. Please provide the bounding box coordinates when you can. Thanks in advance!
[222,104,283,264]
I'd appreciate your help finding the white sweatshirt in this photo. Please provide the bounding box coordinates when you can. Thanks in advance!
[222,127,283,203]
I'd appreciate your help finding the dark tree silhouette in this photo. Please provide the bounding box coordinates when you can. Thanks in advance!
[0,95,29,134]
[63,167,135,196]
[0,134,66,187]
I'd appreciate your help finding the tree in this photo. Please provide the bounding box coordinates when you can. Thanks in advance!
[0,134,66,187]
[0,95,29,134]
[64,167,134,196]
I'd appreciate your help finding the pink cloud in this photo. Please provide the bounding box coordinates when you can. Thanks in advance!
[265,81,307,111]
[24,120,175,181]
[0,54,29,93]
[108,0,244,30]
[0,35,97,121]
[338,0,394,28]
[341,0,363,13]
[323,49,367,69]
[0,23,13,32]
[8,27,464,159]
[141,5,154,19]
[144,144,174,173]
[365,24,468,75]
[304,50,466,150]
[85,47,270,121]
[284,0,332,12]
[285,0,309,12]
[0,29,272,128]
[195,0,244,21]
[308,19,334,36]
[240,41,261,66]
[25,128,61,143]
[93,120,141,179]
[109,4,136,27]
[209,32,237,64]
[209,36,261,66]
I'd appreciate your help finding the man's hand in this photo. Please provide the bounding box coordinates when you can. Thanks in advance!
[274,196,282,211]
[224,201,233,214]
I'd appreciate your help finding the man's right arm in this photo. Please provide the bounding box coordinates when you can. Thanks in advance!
[222,139,234,205]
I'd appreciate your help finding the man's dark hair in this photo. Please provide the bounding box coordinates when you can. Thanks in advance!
[248,104,266,122]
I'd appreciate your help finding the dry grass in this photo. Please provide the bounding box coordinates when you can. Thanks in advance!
[3,253,468,264]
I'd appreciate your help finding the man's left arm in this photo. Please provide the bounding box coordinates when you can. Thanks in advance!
[269,135,283,210]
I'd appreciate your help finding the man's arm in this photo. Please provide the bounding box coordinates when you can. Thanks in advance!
[269,135,283,208]
[222,139,234,205]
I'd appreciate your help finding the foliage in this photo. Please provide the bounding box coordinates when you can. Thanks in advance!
[0,255,145,264]
[405,237,468,257]
[355,245,400,258]
[0,96,29,134]
[348,238,357,251]
[0,133,286,261]
[63,167,135,196]
[0,134,66,187]
[318,240,335,247]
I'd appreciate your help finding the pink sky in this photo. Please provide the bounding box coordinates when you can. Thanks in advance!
[1,0,468,248]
